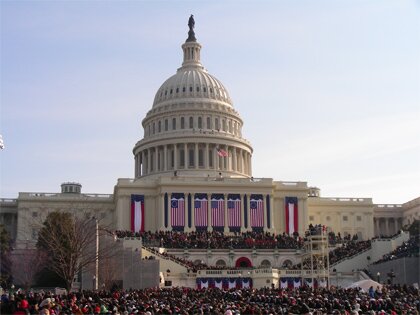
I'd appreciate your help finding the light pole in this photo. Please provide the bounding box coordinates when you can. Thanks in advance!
[377,272,380,283]
[93,217,99,290]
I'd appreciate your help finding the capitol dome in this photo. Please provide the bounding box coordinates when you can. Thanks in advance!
[133,18,253,179]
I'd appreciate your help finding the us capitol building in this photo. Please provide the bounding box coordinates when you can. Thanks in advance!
[1,19,419,252]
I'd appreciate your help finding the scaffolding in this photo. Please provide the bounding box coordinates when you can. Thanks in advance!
[301,226,330,288]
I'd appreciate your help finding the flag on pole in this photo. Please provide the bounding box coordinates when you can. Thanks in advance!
[131,195,145,232]
[216,147,228,157]
[285,197,298,234]
[0,134,4,149]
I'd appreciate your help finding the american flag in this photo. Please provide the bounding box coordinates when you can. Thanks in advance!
[250,198,264,227]
[216,147,228,157]
[211,198,224,227]
[227,198,241,227]
[194,197,208,227]
[171,196,185,227]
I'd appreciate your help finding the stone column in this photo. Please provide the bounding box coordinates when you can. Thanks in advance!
[394,218,399,234]
[215,146,219,171]
[207,193,212,232]
[164,145,168,171]
[147,149,151,174]
[154,147,159,172]
[167,194,172,230]
[249,153,252,176]
[141,151,145,176]
[385,218,390,236]
[246,195,251,232]
[205,143,209,169]
[240,194,245,232]
[173,144,178,170]
[195,143,199,169]
[185,193,190,232]
[375,218,380,237]
[184,143,188,169]
[232,148,237,171]
[224,194,229,233]
[263,195,268,230]
[269,195,274,231]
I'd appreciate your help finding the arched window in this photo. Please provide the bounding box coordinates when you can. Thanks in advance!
[189,117,194,128]
[181,117,185,129]
[198,117,202,129]
[206,117,211,129]
[215,259,226,267]
[282,260,293,268]
[153,122,155,134]
[215,118,219,130]
[165,119,168,131]
[158,121,161,133]
[172,118,176,130]
[260,260,271,268]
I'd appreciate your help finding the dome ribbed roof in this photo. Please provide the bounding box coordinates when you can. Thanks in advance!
[152,68,232,108]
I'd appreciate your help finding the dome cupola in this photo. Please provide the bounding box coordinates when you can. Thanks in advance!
[133,16,253,179]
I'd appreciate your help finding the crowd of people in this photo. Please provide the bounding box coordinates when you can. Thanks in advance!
[114,230,305,250]
[329,240,372,266]
[373,236,419,265]
[2,284,419,314]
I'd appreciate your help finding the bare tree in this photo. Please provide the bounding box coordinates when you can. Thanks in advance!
[11,248,47,290]
[37,212,116,291]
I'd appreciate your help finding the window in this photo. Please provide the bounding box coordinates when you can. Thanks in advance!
[309,216,314,221]
[326,216,331,221]
[189,86,193,92]
[189,149,194,167]
[181,117,185,129]
[172,118,176,130]
[215,118,219,130]
[206,117,211,129]
[222,120,226,131]
[198,149,204,167]
[170,89,173,94]
[165,119,168,131]
[215,259,226,267]
[165,90,167,96]
[180,150,185,167]
[182,87,186,92]
[189,117,193,128]
[343,216,348,221]
[158,121,161,132]
[176,88,179,93]
[32,211,38,218]
[203,87,206,92]
[198,117,202,129]
[196,86,199,92]
[209,150,213,167]
[228,120,232,133]
[153,122,155,134]
[357,216,362,221]
[260,260,271,268]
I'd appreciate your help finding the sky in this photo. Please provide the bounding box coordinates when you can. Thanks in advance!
[0,0,419,204]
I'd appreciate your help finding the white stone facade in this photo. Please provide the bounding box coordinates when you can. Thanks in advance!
[1,26,418,248]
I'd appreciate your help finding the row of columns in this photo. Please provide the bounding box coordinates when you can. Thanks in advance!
[135,143,252,177]
[160,193,273,233]
[374,217,402,237]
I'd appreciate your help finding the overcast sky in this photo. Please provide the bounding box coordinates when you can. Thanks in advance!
[1,0,419,204]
